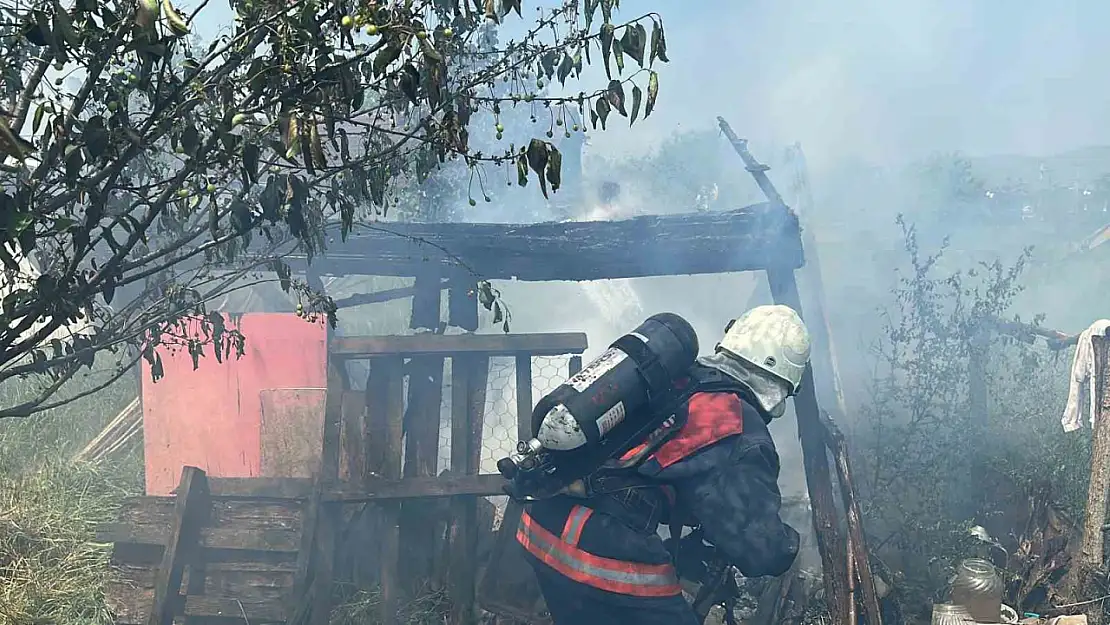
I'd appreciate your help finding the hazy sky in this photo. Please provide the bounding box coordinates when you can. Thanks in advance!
[190,0,1110,169]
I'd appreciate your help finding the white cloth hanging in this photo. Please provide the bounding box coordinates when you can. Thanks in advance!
[1061,319,1110,432]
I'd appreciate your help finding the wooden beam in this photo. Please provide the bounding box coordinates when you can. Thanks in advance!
[402,269,446,586]
[821,412,883,625]
[97,524,301,552]
[194,474,510,502]
[766,267,850,624]
[332,332,588,358]
[448,268,479,331]
[287,204,804,281]
[450,355,489,625]
[332,284,429,309]
[375,357,406,624]
[147,466,209,625]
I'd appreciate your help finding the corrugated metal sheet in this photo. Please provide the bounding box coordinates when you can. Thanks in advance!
[141,314,328,495]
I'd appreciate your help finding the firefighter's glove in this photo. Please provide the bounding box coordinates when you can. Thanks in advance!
[670,532,716,583]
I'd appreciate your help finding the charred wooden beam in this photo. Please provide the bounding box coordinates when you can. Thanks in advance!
[331,332,587,358]
[288,203,804,281]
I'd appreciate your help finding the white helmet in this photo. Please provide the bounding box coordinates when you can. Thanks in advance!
[717,305,811,394]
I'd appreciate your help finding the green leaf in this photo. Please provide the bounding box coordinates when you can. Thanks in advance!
[32,103,45,133]
[52,1,80,47]
[271,259,292,292]
[649,20,669,65]
[372,40,403,77]
[83,116,109,159]
[646,71,659,118]
[613,36,625,74]
[242,142,259,185]
[63,145,83,184]
[594,97,610,129]
[630,85,642,125]
[181,122,199,155]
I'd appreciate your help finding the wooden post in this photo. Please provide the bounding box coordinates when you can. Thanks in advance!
[450,354,489,625]
[374,357,406,624]
[1066,333,1110,623]
[448,268,479,332]
[402,267,446,586]
[823,412,883,625]
[766,266,850,623]
[147,466,210,625]
[568,355,582,376]
[288,476,324,625]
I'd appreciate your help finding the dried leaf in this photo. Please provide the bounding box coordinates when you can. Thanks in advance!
[646,71,659,118]
[606,79,626,116]
[621,23,647,67]
[630,85,642,125]
[557,52,573,86]
[594,97,610,129]
[546,147,562,192]
[516,153,528,187]
[649,20,669,65]
[399,63,420,104]
[600,24,614,79]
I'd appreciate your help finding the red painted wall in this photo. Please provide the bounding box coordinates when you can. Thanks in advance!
[141,313,328,495]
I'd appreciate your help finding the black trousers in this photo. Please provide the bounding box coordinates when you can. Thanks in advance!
[530,558,700,625]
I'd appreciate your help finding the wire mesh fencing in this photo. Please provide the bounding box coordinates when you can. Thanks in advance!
[433,355,574,523]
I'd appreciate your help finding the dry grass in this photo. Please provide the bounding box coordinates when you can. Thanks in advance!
[0,360,141,625]
[329,583,454,625]
[0,459,136,625]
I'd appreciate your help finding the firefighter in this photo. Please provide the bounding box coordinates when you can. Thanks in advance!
[516,305,810,624]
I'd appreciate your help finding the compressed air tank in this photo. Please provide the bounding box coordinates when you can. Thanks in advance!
[531,313,699,452]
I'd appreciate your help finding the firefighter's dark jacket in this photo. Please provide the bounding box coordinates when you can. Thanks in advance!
[517,388,800,597]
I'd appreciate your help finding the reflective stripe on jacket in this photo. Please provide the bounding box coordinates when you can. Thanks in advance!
[516,390,749,597]
[517,504,682,597]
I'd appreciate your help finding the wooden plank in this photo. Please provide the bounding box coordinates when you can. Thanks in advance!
[766,267,849,624]
[287,479,322,625]
[111,563,295,598]
[107,590,287,625]
[184,596,285,621]
[332,332,587,358]
[115,498,303,531]
[447,269,479,331]
[147,466,209,625]
[309,501,338,625]
[203,477,313,499]
[287,204,805,281]
[320,362,345,482]
[376,356,406,624]
[340,391,366,482]
[98,524,301,552]
[324,474,506,502]
[449,354,489,625]
[259,388,327,479]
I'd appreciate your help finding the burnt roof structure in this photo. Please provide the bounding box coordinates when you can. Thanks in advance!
[290,201,804,281]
